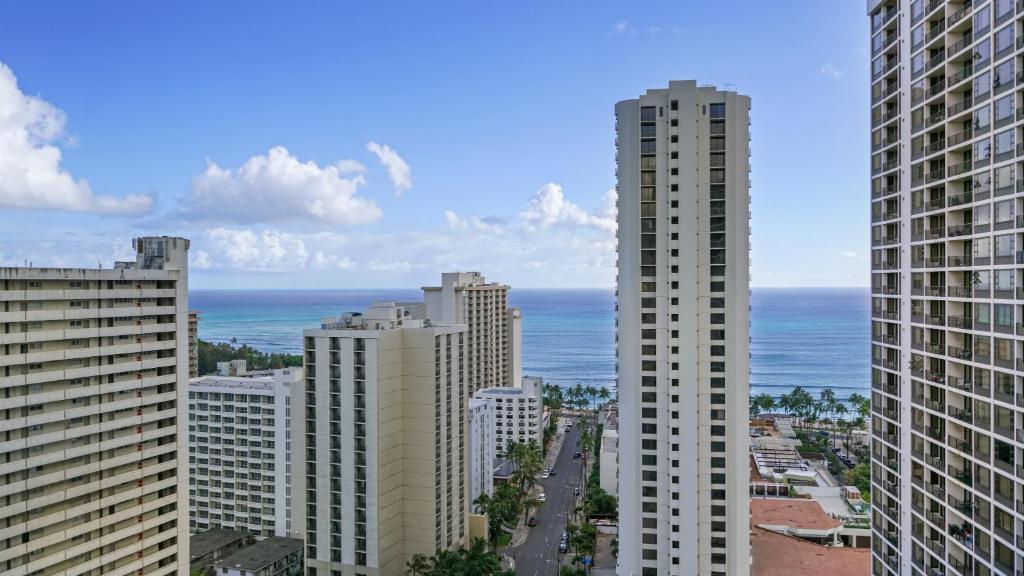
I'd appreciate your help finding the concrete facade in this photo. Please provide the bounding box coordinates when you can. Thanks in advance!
[616,81,751,576]
[188,367,303,537]
[0,236,191,576]
[474,375,543,456]
[293,302,468,576]
[868,1,1024,574]
[188,311,199,378]
[467,398,496,507]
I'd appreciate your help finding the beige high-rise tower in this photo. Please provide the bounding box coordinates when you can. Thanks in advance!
[0,236,191,576]
[869,1,1024,574]
[293,302,468,576]
[615,80,751,576]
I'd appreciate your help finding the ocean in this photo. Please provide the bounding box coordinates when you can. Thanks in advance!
[191,287,870,400]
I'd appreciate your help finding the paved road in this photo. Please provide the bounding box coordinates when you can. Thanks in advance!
[514,422,587,576]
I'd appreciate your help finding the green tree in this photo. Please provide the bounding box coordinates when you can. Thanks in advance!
[405,554,430,576]
[844,461,871,495]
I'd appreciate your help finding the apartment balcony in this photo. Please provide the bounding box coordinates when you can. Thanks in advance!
[947,345,972,360]
[873,357,899,371]
[874,107,900,128]
[946,126,973,148]
[924,314,946,326]
[947,375,972,392]
[947,160,972,178]
[873,82,900,105]
[947,1,973,26]
[947,286,972,298]
[948,432,973,453]
[948,466,973,488]
[947,63,973,87]
[873,184,898,199]
[922,166,945,183]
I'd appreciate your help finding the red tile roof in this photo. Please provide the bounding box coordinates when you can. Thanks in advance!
[751,527,870,576]
[751,498,842,531]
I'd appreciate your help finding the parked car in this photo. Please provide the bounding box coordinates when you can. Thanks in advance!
[527,516,537,527]
[538,493,546,502]
[559,539,568,552]
[574,487,580,496]
[549,468,556,476]
[573,451,582,459]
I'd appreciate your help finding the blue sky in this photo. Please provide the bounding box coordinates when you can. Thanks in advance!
[0,1,869,288]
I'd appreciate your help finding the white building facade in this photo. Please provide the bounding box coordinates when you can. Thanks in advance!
[467,398,496,506]
[0,236,191,576]
[868,1,1024,574]
[422,272,521,392]
[615,81,751,576]
[474,375,543,456]
[188,367,302,537]
[293,302,469,576]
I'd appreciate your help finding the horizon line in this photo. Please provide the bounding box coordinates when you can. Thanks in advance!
[189,285,873,291]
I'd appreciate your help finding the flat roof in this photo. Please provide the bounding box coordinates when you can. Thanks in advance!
[751,527,870,576]
[213,537,303,571]
[190,529,250,562]
[751,498,842,531]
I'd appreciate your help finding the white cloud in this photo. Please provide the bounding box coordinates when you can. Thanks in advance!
[520,183,616,233]
[183,146,381,225]
[366,141,412,194]
[191,250,213,270]
[444,209,468,229]
[820,62,844,78]
[610,21,636,36]
[841,250,867,260]
[203,228,311,270]
[369,259,415,273]
[444,209,505,233]
[0,62,154,215]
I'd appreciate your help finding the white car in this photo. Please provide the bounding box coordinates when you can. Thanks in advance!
[541,470,550,479]
[538,493,546,502]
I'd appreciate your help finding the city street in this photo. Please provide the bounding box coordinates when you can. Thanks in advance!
[514,420,587,576]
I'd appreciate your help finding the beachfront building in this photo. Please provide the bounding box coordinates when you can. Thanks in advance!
[187,367,302,537]
[474,375,543,456]
[468,398,496,505]
[422,272,521,392]
[0,236,191,575]
[868,1,1024,574]
[293,302,469,576]
[615,80,751,576]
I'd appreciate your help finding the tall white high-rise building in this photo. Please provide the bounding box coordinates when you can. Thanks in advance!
[293,302,468,576]
[869,1,1024,574]
[188,367,302,537]
[467,398,496,506]
[615,80,751,576]
[0,236,191,576]
[422,272,521,392]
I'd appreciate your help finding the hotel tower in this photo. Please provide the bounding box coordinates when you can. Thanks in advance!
[615,80,751,576]
[869,0,1024,574]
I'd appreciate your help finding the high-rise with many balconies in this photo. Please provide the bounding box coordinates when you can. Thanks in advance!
[869,0,1024,574]
[615,80,751,576]
[0,236,191,576]
[292,302,468,576]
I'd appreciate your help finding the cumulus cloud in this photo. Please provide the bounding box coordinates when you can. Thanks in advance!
[203,228,311,270]
[366,141,412,194]
[820,62,844,78]
[183,146,381,225]
[520,183,616,233]
[0,62,154,215]
[444,209,505,233]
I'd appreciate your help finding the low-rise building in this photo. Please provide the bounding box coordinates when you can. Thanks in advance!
[474,375,542,456]
[750,527,869,576]
[468,398,496,505]
[599,426,619,496]
[212,536,304,576]
[190,528,254,575]
[189,367,303,537]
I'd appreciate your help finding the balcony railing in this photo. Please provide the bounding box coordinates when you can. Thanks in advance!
[947,1,973,26]
[947,127,973,147]
[947,160,972,177]
[947,35,972,58]
[947,285,972,297]
[946,190,971,206]
[948,64,973,86]
[947,223,972,237]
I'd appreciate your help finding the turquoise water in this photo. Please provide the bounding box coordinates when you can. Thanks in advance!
[190,287,870,399]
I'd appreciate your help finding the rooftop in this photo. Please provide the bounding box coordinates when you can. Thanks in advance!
[189,529,251,562]
[476,387,529,396]
[751,498,842,531]
[213,537,303,571]
[751,527,870,576]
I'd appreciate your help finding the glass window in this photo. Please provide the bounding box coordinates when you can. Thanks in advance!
[976,302,992,323]
[995,164,1014,189]
[975,204,992,226]
[974,104,991,130]
[974,38,992,64]
[995,268,1014,289]
[994,199,1013,222]
[994,59,1014,89]
[709,103,725,119]
[994,303,1013,326]
[974,4,991,36]
[911,0,923,20]
[994,94,1013,122]
[995,129,1014,155]
[911,25,923,48]
[995,23,1014,54]
[995,0,1013,19]
[975,71,992,99]
[974,235,992,257]
[912,52,924,76]
[974,137,992,161]
[995,234,1014,257]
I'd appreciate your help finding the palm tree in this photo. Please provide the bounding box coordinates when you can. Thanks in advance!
[848,392,870,423]
[833,402,849,449]
[406,554,430,576]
